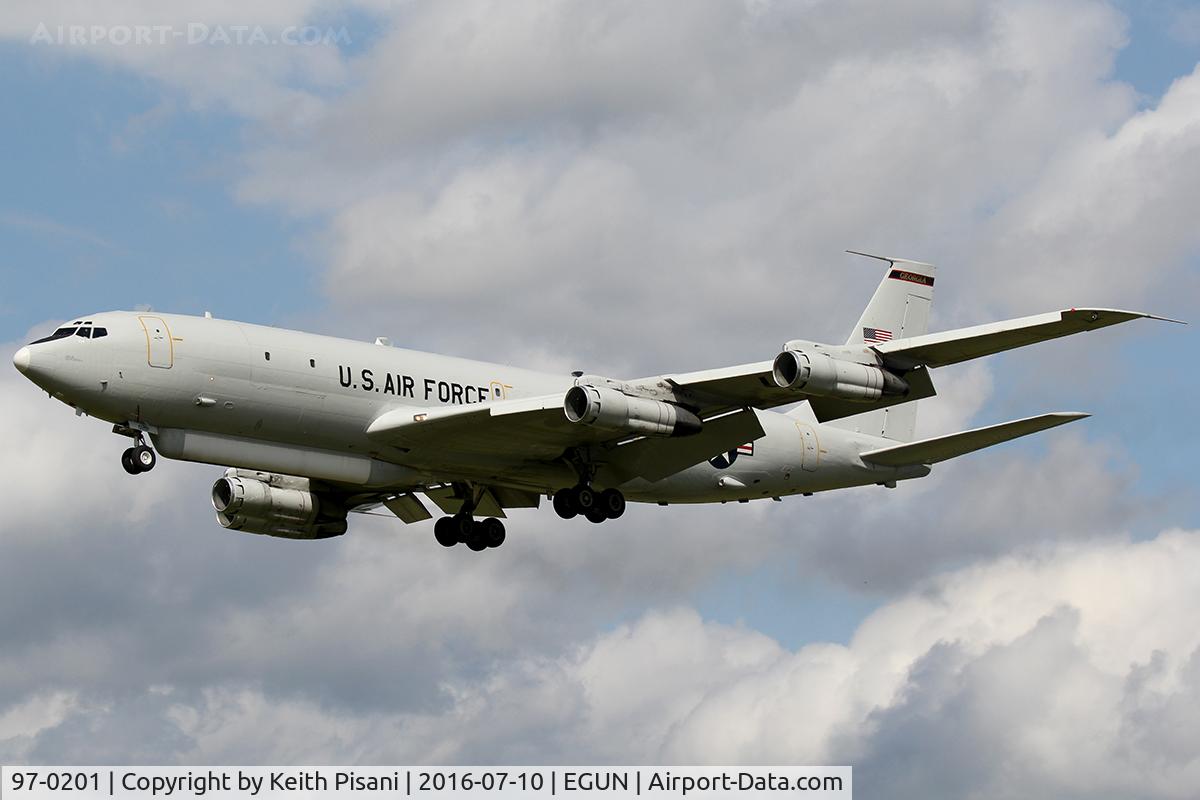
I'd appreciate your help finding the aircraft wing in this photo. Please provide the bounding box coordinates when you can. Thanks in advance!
[602,408,766,483]
[649,309,1177,416]
[365,388,771,475]
[642,361,938,423]
[364,308,1172,480]
[650,361,789,414]
[366,394,608,461]
[365,357,933,468]
[874,308,1181,370]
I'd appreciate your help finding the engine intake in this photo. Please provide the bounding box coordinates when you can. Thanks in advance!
[211,474,347,539]
[564,384,702,437]
[772,350,908,402]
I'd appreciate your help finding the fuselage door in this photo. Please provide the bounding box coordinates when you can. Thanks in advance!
[138,316,174,369]
[797,423,819,471]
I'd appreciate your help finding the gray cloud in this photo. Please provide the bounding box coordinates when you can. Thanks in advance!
[224,0,1196,377]
[8,530,1200,799]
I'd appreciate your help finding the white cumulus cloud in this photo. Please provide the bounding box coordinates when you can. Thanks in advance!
[10,530,1200,799]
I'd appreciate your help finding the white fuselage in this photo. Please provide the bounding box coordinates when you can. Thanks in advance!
[15,311,928,505]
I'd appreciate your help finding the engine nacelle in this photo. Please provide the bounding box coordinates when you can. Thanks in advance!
[211,474,346,539]
[564,384,702,437]
[771,349,908,402]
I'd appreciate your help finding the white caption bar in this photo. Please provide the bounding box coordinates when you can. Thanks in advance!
[1,767,851,800]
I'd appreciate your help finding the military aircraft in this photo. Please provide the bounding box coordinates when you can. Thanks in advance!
[11,253,1176,551]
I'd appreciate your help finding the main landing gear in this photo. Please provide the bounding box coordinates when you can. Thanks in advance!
[432,484,507,551]
[433,515,506,551]
[120,442,157,475]
[553,485,626,524]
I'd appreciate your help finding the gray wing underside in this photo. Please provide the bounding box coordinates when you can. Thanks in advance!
[365,395,614,461]
[648,362,937,424]
[364,394,769,485]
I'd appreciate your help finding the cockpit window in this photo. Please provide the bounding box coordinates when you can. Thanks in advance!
[28,327,79,345]
[75,327,91,338]
[92,328,107,338]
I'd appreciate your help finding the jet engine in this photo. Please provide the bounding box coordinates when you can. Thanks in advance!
[211,472,347,539]
[772,349,908,402]
[564,384,702,437]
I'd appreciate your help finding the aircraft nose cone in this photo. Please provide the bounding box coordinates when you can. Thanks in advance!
[13,346,31,374]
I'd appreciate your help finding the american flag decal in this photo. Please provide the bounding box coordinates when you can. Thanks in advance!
[863,327,893,344]
[737,442,755,456]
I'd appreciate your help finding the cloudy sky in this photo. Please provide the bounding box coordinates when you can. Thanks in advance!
[1,0,1198,795]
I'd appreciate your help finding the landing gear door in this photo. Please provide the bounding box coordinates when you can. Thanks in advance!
[797,423,819,471]
[138,316,173,368]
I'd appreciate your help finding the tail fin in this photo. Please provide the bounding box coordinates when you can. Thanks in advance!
[844,250,936,345]
[831,251,936,442]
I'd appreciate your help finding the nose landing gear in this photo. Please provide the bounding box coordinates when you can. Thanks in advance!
[120,443,157,475]
[113,423,157,475]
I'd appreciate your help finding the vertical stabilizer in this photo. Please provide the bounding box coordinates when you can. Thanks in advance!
[844,251,936,346]
[833,252,936,442]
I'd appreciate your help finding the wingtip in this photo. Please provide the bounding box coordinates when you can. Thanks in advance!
[1145,313,1188,325]
[1035,411,1091,423]
[1063,308,1187,325]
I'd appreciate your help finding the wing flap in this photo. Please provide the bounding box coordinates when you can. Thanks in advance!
[365,393,613,460]
[490,486,542,509]
[603,408,766,483]
[859,412,1088,467]
[809,366,936,424]
[876,309,1180,370]
[419,484,542,516]
[423,485,506,518]
[383,493,433,524]
[366,394,562,442]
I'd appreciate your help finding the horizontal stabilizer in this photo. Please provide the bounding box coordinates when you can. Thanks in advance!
[876,309,1182,370]
[859,412,1089,467]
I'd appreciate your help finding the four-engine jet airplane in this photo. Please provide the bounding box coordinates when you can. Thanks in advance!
[11,254,1175,551]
